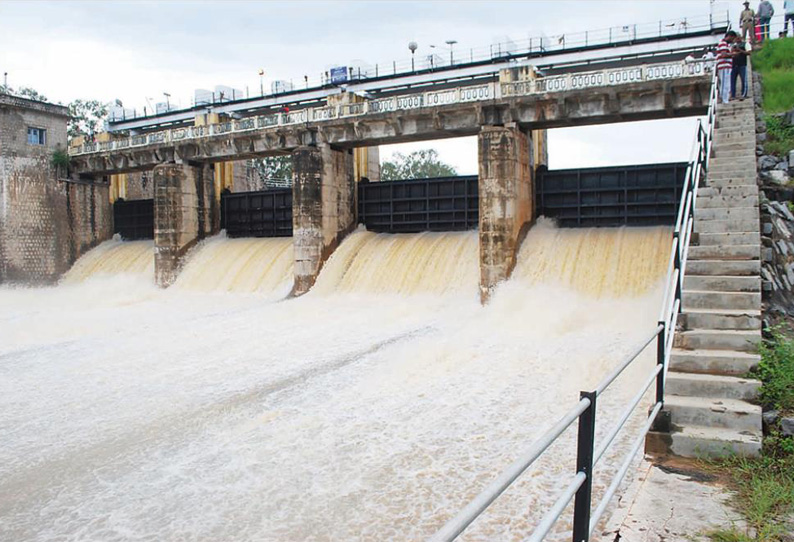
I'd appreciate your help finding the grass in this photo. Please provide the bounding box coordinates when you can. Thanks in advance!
[702,329,794,541]
[753,37,794,114]
[763,114,794,158]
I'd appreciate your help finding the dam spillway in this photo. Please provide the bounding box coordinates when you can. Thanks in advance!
[0,222,671,541]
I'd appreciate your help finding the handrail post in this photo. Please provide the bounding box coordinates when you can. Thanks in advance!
[656,322,666,404]
[572,391,597,542]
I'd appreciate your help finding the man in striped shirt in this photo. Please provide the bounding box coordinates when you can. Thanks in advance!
[716,31,736,104]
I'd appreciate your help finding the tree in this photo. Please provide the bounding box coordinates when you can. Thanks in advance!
[68,99,109,139]
[380,149,457,181]
[0,83,48,102]
[247,156,293,188]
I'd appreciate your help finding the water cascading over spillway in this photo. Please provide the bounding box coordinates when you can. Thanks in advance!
[172,235,294,294]
[1,221,676,542]
[513,219,672,296]
[61,239,154,283]
[312,229,479,296]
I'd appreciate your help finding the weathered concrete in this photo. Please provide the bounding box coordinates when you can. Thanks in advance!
[70,75,712,177]
[291,143,355,295]
[153,162,216,287]
[478,124,533,302]
[598,460,744,542]
[0,94,111,284]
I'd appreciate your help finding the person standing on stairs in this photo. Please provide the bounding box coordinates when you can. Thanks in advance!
[731,39,751,100]
[716,31,736,104]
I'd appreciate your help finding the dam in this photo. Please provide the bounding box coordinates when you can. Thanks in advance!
[0,9,767,542]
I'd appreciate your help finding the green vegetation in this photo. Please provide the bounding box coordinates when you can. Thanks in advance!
[763,114,794,158]
[704,329,794,542]
[381,149,457,181]
[753,37,794,114]
[50,149,69,169]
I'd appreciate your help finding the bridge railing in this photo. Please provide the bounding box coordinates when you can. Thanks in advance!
[71,59,712,157]
[427,68,717,542]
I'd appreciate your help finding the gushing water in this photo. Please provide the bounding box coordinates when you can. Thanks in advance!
[0,222,671,541]
[62,237,154,283]
[173,235,294,295]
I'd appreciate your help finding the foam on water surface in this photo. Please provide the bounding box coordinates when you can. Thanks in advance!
[0,222,671,541]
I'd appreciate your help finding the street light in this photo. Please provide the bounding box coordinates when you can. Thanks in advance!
[258,68,265,96]
[163,92,171,110]
[408,41,418,72]
[445,39,457,65]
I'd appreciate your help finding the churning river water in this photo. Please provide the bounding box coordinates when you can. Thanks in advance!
[0,221,671,541]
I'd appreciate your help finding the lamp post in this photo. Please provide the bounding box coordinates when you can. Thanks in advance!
[408,41,418,72]
[445,39,457,65]
[163,92,171,110]
[258,69,265,96]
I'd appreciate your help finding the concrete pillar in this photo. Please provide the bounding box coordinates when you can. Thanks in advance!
[354,147,381,182]
[478,123,534,302]
[292,143,356,295]
[153,162,217,287]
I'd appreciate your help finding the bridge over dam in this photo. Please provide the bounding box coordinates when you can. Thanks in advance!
[67,45,716,297]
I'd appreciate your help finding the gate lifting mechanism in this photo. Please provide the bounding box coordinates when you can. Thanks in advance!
[427,70,716,542]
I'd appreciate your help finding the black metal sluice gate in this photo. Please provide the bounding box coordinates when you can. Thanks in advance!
[216,163,687,238]
[221,188,293,238]
[536,162,688,227]
[358,175,479,233]
[113,199,154,240]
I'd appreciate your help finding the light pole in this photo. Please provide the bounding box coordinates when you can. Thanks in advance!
[258,68,264,96]
[445,39,457,65]
[163,92,171,110]
[408,41,418,72]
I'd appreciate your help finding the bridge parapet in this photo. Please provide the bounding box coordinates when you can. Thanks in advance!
[70,60,711,171]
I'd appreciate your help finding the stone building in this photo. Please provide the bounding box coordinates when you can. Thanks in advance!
[0,93,111,284]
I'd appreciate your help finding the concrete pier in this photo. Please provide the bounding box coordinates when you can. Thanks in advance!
[291,143,355,295]
[153,162,217,287]
[478,124,534,302]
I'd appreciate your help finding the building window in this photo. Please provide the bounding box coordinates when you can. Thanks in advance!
[27,127,46,145]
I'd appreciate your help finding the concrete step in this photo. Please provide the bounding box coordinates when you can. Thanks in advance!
[664,395,760,432]
[694,207,759,221]
[705,178,758,188]
[675,329,761,352]
[708,165,757,176]
[647,425,761,458]
[682,290,761,311]
[695,232,761,245]
[666,372,760,400]
[669,348,760,375]
[687,244,759,260]
[698,186,758,198]
[693,218,759,233]
[712,144,756,154]
[684,275,760,292]
[696,194,759,208]
[715,120,755,129]
[686,259,760,276]
[713,131,756,143]
[684,309,762,330]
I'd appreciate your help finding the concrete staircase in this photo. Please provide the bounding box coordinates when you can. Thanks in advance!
[652,99,763,458]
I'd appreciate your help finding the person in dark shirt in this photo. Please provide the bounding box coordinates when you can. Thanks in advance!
[731,40,751,100]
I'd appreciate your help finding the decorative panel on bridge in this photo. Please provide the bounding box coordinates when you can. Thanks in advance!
[221,188,293,238]
[113,199,154,240]
[358,176,479,234]
[536,162,687,227]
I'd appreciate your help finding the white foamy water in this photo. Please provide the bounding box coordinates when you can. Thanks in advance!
[0,222,670,541]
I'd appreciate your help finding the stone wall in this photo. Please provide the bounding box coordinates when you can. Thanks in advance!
[0,94,110,284]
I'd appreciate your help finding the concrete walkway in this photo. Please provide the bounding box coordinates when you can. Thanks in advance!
[597,458,743,542]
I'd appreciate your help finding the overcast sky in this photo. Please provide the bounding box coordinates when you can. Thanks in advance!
[1,0,784,172]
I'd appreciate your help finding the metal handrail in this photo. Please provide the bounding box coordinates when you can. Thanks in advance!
[427,61,718,542]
